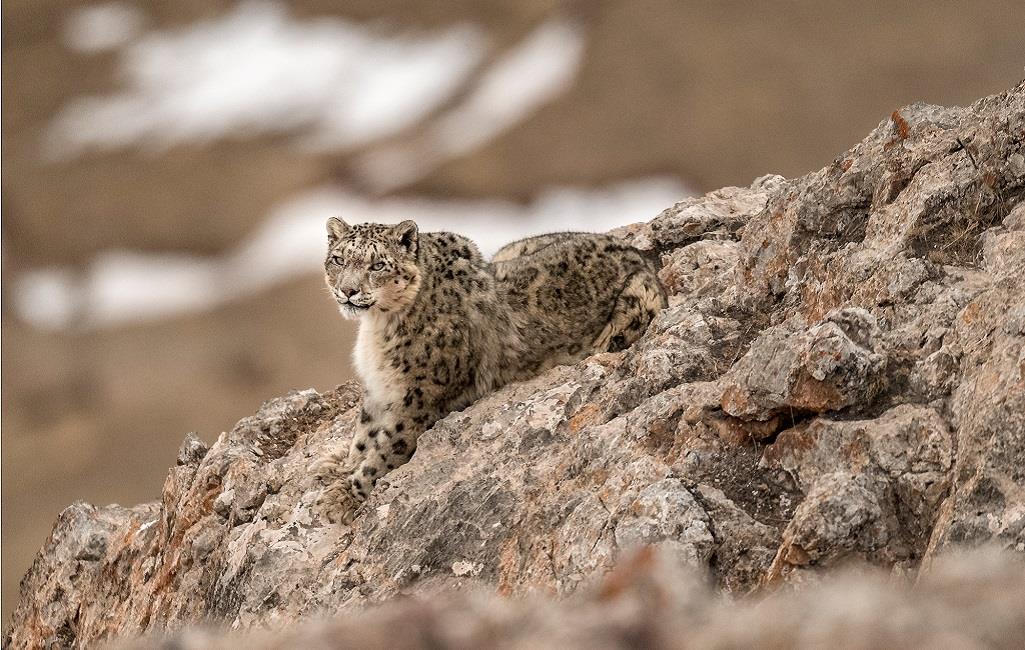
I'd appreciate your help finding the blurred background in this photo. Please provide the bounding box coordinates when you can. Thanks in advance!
[2,0,1022,617]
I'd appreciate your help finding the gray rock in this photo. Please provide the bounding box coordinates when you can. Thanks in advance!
[720,307,886,422]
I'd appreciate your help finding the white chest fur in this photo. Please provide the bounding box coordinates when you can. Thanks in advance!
[353,318,406,408]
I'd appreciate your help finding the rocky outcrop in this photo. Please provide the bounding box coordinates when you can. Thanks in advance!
[6,83,1025,648]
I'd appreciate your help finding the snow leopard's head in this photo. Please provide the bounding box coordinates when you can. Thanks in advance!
[324,218,421,320]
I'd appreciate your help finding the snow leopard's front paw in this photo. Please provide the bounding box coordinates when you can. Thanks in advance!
[315,478,361,524]
[312,451,361,524]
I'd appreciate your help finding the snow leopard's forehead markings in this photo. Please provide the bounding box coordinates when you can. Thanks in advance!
[330,225,408,266]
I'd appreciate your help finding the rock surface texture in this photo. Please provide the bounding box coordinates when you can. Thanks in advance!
[6,83,1025,648]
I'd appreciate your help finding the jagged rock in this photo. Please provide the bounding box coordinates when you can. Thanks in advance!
[720,307,886,422]
[6,83,1025,648]
[762,404,956,582]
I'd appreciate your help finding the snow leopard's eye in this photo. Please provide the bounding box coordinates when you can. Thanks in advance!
[330,255,343,266]
[370,261,386,272]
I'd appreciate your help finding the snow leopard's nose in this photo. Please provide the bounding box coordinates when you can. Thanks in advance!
[337,287,359,301]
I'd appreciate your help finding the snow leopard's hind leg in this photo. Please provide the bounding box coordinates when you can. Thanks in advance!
[592,270,667,353]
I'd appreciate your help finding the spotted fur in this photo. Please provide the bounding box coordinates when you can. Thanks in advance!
[315,219,666,523]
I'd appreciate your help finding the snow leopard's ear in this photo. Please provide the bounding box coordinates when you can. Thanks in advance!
[326,217,349,245]
[392,220,419,255]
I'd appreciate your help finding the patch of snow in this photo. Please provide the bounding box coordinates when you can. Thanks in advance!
[356,16,586,191]
[434,17,585,158]
[48,4,588,193]
[88,253,224,323]
[11,270,81,330]
[64,2,145,53]
[12,178,690,330]
[297,25,486,152]
[47,1,485,157]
